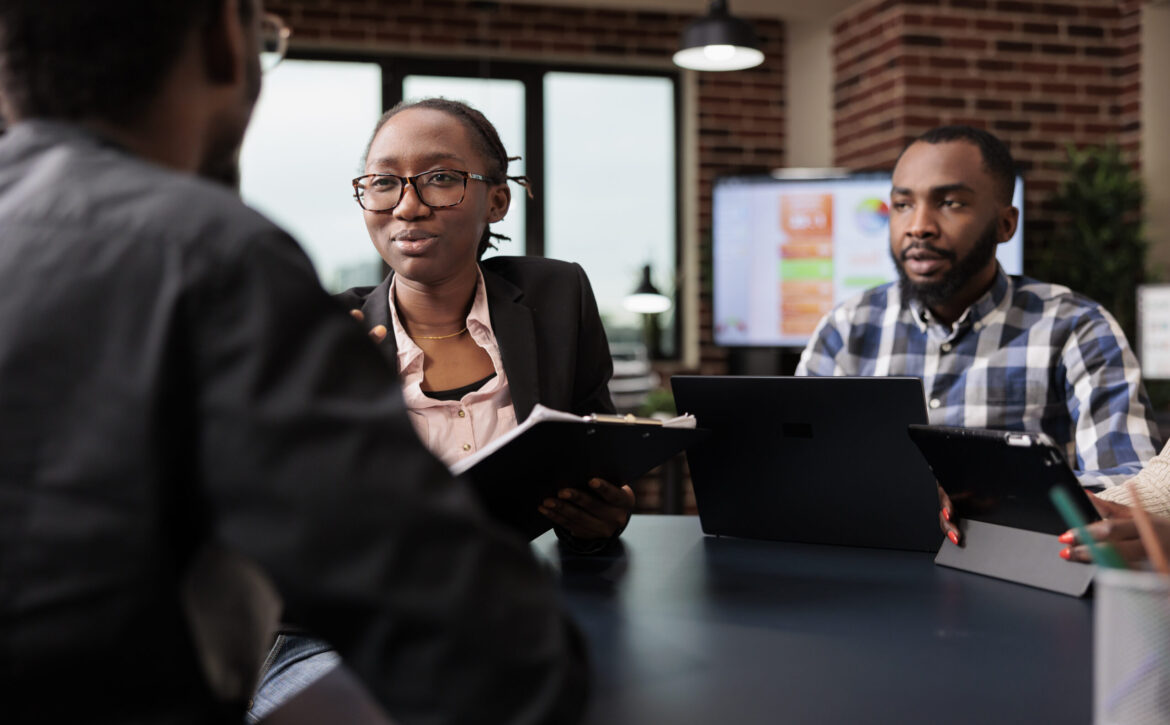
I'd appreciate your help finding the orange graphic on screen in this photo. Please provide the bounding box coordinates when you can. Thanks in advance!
[780,194,833,238]
[778,193,834,338]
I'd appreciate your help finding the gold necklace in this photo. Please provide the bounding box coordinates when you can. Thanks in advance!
[411,326,468,341]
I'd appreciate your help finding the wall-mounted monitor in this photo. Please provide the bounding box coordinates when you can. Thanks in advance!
[712,173,1025,348]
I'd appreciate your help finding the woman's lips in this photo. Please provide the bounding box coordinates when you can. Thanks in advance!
[392,234,437,255]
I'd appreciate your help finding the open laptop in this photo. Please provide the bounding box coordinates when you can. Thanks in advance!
[671,376,941,552]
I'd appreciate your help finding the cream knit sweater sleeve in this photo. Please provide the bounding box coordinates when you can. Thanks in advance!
[1097,440,1170,517]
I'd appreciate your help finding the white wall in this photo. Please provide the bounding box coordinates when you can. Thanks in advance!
[785,20,834,168]
[1145,3,1170,278]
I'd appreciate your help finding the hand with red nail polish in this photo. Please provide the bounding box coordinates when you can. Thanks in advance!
[937,483,961,545]
[1059,492,1170,565]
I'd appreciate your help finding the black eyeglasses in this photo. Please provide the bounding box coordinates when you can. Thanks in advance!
[260,13,291,73]
[351,169,490,212]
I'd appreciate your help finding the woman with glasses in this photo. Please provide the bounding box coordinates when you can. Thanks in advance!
[248,98,630,720]
[343,97,633,541]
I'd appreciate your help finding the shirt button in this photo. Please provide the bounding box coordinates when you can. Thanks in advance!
[929,398,941,409]
[462,443,471,451]
[940,342,952,353]
[457,410,466,418]
[973,321,983,331]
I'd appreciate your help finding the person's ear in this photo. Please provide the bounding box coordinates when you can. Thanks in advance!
[487,184,511,224]
[202,0,248,86]
[997,204,1019,244]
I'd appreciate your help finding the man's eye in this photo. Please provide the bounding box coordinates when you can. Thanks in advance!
[941,199,963,208]
[891,201,909,211]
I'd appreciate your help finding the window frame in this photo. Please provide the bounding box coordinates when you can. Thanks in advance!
[283,48,684,359]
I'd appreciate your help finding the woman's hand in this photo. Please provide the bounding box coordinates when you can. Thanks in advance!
[539,478,634,540]
[349,309,387,344]
[939,483,961,546]
[1061,493,1170,565]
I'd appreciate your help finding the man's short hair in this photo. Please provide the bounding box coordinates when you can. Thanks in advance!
[0,0,249,124]
[899,125,1016,206]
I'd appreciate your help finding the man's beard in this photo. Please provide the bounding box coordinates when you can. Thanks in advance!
[893,218,999,310]
[197,53,262,190]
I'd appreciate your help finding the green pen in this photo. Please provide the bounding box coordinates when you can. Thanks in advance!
[1049,486,1126,569]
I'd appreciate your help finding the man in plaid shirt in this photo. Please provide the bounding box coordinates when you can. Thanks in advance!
[797,126,1160,503]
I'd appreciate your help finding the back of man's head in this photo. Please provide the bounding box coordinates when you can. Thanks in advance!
[0,0,248,124]
[900,125,1016,206]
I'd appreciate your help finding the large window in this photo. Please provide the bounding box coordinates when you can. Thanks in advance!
[240,55,679,356]
[241,60,384,291]
[544,72,676,351]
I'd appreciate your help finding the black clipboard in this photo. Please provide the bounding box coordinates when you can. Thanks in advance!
[451,405,709,540]
[908,424,1100,596]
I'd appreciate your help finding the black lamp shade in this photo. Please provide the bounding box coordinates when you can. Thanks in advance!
[673,0,764,72]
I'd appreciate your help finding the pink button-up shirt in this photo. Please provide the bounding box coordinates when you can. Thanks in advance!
[389,268,518,467]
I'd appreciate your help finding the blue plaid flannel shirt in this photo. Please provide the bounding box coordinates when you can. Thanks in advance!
[795,267,1160,488]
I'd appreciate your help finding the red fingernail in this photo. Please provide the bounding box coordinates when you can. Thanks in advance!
[942,508,951,522]
[948,531,959,545]
[1058,531,1075,544]
[1059,547,1071,560]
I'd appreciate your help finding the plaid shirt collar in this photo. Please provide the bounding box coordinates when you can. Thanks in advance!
[904,265,1012,339]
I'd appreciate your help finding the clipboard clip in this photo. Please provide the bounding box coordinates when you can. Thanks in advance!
[586,413,664,426]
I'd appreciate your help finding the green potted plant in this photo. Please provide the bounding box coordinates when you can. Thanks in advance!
[1032,143,1146,344]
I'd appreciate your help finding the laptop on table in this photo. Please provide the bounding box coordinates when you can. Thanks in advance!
[671,376,941,552]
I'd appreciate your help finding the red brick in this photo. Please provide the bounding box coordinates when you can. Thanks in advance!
[951,78,988,90]
[950,38,987,50]
[993,80,1031,92]
[1021,22,1058,35]
[976,99,1013,111]
[997,40,1033,53]
[1021,101,1058,113]
[1068,24,1105,39]
[976,19,1013,32]
[976,59,1013,72]
[929,16,968,29]
[1084,85,1118,97]
[1022,62,1059,74]
[1039,3,1080,17]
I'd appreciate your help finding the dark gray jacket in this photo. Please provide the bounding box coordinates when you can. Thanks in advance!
[0,121,586,725]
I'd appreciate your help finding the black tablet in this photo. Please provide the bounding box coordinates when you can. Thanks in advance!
[907,424,1100,534]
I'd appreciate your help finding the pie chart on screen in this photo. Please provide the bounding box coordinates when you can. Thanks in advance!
[855,198,889,235]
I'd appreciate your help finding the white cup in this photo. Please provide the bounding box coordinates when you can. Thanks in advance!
[1095,568,1170,724]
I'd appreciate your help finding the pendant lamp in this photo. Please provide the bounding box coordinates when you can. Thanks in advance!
[672,0,764,72]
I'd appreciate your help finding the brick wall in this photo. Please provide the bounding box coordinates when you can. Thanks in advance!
[266,0,786,377]
[833,0,1143,251]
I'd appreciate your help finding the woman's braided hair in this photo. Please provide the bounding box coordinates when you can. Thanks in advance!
[362,97,533,259]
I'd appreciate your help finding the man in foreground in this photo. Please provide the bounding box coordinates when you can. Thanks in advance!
[0,1,586,722]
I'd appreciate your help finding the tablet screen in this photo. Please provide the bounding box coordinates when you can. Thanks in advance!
[908,425,1101,535]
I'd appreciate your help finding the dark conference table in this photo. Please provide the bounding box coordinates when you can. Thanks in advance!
[533,515,1094,725]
